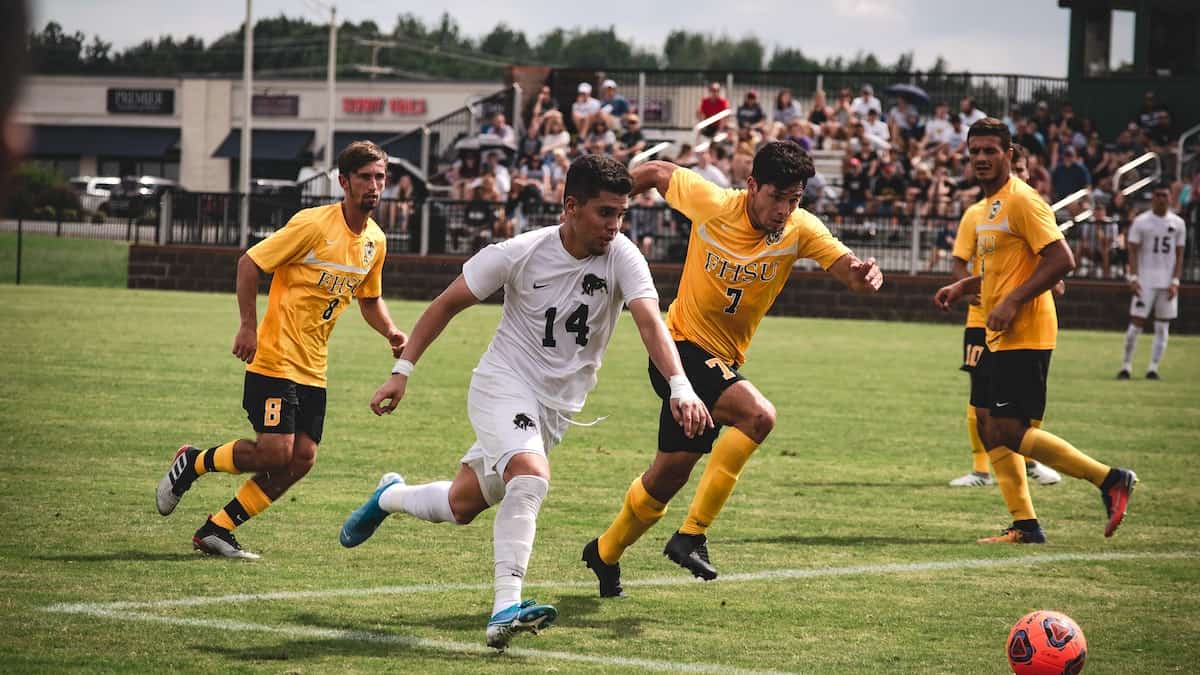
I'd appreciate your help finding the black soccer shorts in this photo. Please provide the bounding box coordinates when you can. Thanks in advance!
[962,327,992,407]
[976,349,1052,422]
[648,341,746,453]
[242,371,327,443]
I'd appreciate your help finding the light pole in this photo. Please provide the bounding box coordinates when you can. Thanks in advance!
[238,0,253,249]
[324,4,337,177]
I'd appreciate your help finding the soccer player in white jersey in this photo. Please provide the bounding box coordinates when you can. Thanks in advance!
[1118,184,1186,380]
[338,154,712,650]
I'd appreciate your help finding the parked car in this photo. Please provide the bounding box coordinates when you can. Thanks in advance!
[68,176,121,199]
[100,176,181,219]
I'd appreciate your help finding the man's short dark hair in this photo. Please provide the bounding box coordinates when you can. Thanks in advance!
[337,141,387,176]
[967,117,1012,151]
[564,154,632,205]
[750,141,814,191]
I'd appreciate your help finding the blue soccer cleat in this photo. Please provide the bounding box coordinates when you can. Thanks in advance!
[339,472,404,548]
[485,599,558,650]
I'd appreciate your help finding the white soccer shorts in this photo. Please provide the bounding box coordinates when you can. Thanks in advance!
[1129,286,1178,320]
[460,364,571,505]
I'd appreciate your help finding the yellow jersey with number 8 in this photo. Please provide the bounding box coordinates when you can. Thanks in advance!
[973,176,1061,352]
[246,203,386,387]
[664,168,850,366]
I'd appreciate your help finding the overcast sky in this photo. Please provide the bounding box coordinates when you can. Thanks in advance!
[35,0,1076,77]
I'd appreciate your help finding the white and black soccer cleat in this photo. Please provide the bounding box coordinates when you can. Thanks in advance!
[193,518,260,560]
[156,445,201,516]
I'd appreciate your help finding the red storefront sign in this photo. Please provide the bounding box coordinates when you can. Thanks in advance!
[342,97,427,115]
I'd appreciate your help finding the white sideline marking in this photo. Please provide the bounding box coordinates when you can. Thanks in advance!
[46,550,1197,615]
[59,609,788,674]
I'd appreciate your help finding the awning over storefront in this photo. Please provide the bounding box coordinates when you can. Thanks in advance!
[29,125,180,158]
[212,129,314,161]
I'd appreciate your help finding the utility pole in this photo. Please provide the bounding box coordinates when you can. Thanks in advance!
[238,0,253,249]
[324,4,337,175]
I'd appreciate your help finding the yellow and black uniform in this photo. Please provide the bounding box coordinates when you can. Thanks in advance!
[953,200,991,392]
[242,202,386,442]
[969,176,1060,421]
[650,167,850,452]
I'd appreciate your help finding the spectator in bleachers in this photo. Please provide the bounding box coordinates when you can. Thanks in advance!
[481,150,511,196]
[673,143,698,168]
[900,112,925,145]
[736,90,767,131]
[908,164,933,213]
[1014,118,1046,161]
[450,150,481,200]
[945,113,969,157]
[626,189,661,257]
[841,157,869,215]
[697,82,730,137]
[1050,146,1091,203]
[1031,100,1054,138]
[547,148,570,202]
[1048,121,1086,167]
[599,79,632,128]
[531,85,560,119]
[482,111,518,149]
[729,124,759,187]
[923,102,952,150]
[773,89,803,126]
[1082,131,1112,180]
[1054,100,1077,131]
[924,219,957,272]
[864,108,891,142]
[827,88,855,147]
[1135,90,1173,147]
[1025,152,1052,201]
[1076,202,1119,278]
[959,96,986,126]
[807,89,831,147]
[887,96,916,137]
[583,116,617,155]
[851,83,881,120]
[871,160,908,217]
[1002,104,1023,135]
[692,146,731,188]
[460,176,504,251]
[926,164,958,217]
[531,109,571,158]
[613,114,646,164]
[783,118,814,151]
[572,82,602,138]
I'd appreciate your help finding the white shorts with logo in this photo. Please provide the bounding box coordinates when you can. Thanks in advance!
[1130,286,1178,320]
[460,364,572,506]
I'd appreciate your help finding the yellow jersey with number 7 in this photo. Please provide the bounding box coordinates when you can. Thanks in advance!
[246,203,386,387]
[663,168,850,366]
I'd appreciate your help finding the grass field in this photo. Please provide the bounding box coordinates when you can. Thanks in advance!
[0,233,129,287]
[1,284,1197,673]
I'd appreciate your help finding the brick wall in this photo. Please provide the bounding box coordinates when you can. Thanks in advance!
[128,245,1200,333]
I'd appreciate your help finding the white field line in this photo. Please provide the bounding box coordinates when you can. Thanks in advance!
[67,608,786,674]
[46,550,1194,615]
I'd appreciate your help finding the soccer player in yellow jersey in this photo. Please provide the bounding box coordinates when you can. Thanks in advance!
[935,119,1137,544]
[948,146,1061,488]
[582,141,883,594]
[155,141,407,558]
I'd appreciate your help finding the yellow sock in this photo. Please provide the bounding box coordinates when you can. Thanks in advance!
[597,475,668,564]
[1019,428,1110,487]
[211,479,273,531]
[988,446,1036,521]
[967,405,989,474]
[679,428,759,536]
[194,441,241,476]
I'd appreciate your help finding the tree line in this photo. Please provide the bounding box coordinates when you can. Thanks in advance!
[28,13,947,80]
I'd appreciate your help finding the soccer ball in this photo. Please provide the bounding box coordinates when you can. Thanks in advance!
[1007,610,1088,674]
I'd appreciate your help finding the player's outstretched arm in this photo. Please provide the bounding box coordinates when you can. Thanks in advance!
[370,275,480,416]
[358,296,408,357]
[630,160,677,197]
[232,254,263,363]
[827,253,884,293]
[627,297,713,439]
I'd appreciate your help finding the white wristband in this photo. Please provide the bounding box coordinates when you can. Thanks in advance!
[668,374,698,402]
[1171,277,1180,286]
[391,358,414,377]
[1127,274,1138,282]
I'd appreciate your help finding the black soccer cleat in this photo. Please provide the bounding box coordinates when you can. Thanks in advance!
[156,445,202,516]
[1101,468,1138,538]
[581,538,626,598]
[193,517,260,560]
[1145,371,1161,380]
[663,531,718,581]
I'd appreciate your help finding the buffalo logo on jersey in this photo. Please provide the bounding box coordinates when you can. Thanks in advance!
[703,251,780,284]
[765,229,784,245]
[513,413,536,430]
[989,199,1002,220]
[582,274,608,296]
[363,240,376,268]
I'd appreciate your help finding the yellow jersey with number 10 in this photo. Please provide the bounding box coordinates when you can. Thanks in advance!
[973,176,1062,352]
[664,168,850,366]
[246,203,386,387]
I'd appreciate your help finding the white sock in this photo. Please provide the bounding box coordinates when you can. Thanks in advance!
[491,474,549,616]
[379,481,457,524]
[1149,320,1169,372]
[1122,323,1142,370]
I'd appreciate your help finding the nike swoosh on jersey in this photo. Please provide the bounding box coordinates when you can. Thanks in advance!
[533,282,549,289]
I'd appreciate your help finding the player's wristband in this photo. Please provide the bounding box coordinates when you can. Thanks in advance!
[1127,274,1138,283]
[391,358,414,377]
[1171,277,1180,286]
[668,374,698,402]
